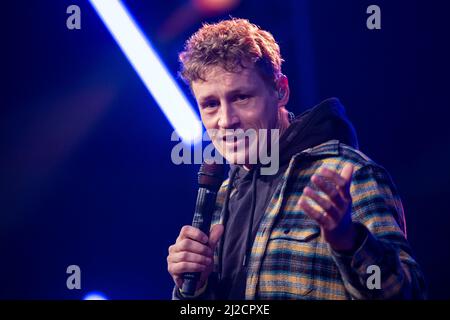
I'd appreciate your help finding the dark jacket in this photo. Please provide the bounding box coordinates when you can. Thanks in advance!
[174,98,426,299]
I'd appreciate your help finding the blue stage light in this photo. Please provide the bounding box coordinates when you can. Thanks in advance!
[83,291,108,300]
[89,0,202,143]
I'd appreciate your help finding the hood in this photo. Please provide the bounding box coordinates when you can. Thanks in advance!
[278,97,358,165]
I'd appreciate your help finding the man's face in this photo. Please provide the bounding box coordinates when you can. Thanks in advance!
[191,64,280,165]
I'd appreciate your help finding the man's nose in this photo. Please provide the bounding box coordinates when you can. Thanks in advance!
[218,103,239,129]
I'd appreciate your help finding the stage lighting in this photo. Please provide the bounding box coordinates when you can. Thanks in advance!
[89,0,202,144]
[83,291,108,300]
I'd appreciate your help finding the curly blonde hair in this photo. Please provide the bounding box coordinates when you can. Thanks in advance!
[179,18,283,88]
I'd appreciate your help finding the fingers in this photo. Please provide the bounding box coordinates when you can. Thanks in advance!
[167,237,213,282]
[169,238,213,256]
[310,174,346,209]
[168,251,213,265]
[299,165,355,228]
[298,196,331,228]
[208,224,224,250]
[340,163,354,183]
[173,276,183,289]
[168,260,207,275]
[177,225,209,244]
[317,168,347,188]
[303,186,339,220]
[316,165,354,200]
[168,224,224,288]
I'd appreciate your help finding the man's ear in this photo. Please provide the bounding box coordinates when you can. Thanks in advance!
[276,74,290,107]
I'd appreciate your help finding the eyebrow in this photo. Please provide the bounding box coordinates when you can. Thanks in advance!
[198,87,255,104]
[198,95,218,105]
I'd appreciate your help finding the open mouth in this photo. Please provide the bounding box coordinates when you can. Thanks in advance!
[220,131,246,142]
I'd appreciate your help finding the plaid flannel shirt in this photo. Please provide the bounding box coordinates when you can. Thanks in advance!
[174,139,426,300]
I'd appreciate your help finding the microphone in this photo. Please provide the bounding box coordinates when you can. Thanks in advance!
[181,162,225,296]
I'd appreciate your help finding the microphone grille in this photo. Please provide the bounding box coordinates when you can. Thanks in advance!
[198,162,225,191]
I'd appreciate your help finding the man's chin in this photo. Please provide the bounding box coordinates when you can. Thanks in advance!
[213,140,259,165]
[221,151,255,166]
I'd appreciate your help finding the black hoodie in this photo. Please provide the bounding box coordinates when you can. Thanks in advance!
[216,97,359,299]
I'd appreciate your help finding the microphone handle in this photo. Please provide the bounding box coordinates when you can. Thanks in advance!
[181,187,217,296]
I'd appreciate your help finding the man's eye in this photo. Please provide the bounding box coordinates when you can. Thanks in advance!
[236,94,250,102]
[202,101,219,109]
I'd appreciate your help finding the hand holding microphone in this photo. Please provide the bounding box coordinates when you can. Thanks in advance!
[167,224,223,293]
[167,162,224,296]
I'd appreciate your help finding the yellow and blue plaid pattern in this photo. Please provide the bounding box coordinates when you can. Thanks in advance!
[209,139,426,300]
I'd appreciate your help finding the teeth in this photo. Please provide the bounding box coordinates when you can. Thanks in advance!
[214,130,250,142]
[221,134,244,140]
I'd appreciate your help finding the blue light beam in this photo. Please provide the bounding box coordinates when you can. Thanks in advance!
[89,0,202,143]
[83,291,108,300]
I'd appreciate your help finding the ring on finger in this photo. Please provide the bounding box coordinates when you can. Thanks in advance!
[319,211,328,223]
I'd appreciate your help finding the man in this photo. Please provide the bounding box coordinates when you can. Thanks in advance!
[167,18,426,299]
